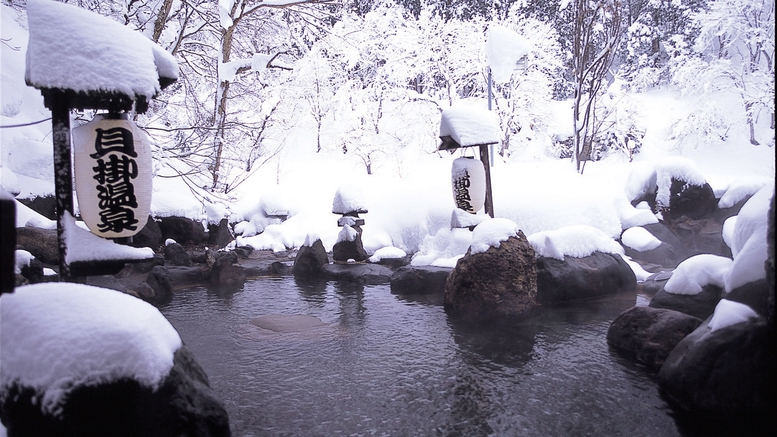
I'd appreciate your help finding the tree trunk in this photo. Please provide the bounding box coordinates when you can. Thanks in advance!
[151,0,174,43]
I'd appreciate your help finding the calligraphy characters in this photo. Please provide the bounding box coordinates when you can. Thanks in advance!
[451,157,486,215]
[91,127,140,233]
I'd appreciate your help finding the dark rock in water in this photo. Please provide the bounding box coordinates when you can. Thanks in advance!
[0,346,231,437]
[640,223,687,267]
[129,215,163,250]
[232,246,253,259]
[147,266,174,303]
[166,266,207,286]
[293,240,329,277]
[607,306,702,371]
[19,258,44,283]
[641,271,672,296]
[86,275,128,293]
[158,216,206,246]
[332,226,368,262]
[659,316,776,429]
[208,219,233,247]
[669,216,730,258]
[130,281,157,301]
[390,265,451,295]
[663,179,718,223]
[649,284,723,320]
[321,263,393,285]
[370,255,410,269]
[270,262,289,276]
[725,278,769,318]
[16,195,56,220]
[535,252,636,305]
[16,227,59,265]
[210,251,246,290]
[133,253,165,273]
[444,233,538,321]
[164,242,191,266]
[624,242,681,268]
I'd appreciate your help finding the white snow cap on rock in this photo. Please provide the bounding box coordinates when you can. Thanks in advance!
[718,176,774,209]
[528,225,624,260]
[0,283,182,415]
[655,157,707,209]
[14,250,34,274]
[485,25,531,83]
[25,0,177,100]
[439,105,501,148]
[621,226,661,252]
[332,183,367,214]
[369,246,407,263]
[708,299,759,333]
[470,218,520,255]
[664,254,733,295]
[725,185,773,293]
[336,224,358,244]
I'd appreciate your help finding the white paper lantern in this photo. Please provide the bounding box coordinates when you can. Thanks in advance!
[72,114,152,238]
[451,157,486,213]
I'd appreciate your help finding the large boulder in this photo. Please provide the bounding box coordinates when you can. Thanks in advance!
[15,227,59,265]
[158,217,206,246]
[390,265,451,295]
[658,313,776,429]
[444,233,538,321]
[725,278,770,318]
[128,215,163,250]
[292,239,329,277]
[535,252,636,304]
[649,284,723,320]
[321,263,393,285]
[662,178,718,223]
[146,266,174,303]
[607,306,703,371]
[332,225,368,262]
[210,251,246,290]
[164,242,191,267]
[0,347,231,436]
[208,219,233,247]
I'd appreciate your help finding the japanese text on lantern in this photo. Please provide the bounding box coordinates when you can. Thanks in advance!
[90,127,139,233]
[454,171,473,211]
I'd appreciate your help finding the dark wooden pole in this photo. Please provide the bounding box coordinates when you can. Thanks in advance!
[480,144,494,218]
[0,190,15,294]
[49,92,74,282]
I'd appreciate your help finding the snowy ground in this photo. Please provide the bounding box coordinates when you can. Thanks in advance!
[2,2,774,272]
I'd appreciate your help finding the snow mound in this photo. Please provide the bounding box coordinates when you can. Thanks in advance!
[0,283,182,415]
[25,0,177,100]
[439,105,501,148]
[63,212,154,264]
[369,246,407,263]
[14,250,34,274]
[621,226,661,252]
[528,225,624,261]
[664,254,732,295]
[718,176,774,209]
[411,228,473,267]
[336,224,358,243]
[725,184,773,292]
[470,218,520,255]
[708,299,759,333]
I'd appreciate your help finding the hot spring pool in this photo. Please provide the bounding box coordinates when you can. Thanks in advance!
[160,277,682,436]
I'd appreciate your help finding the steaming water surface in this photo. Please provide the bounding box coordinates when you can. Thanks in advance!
[160,277,681,437]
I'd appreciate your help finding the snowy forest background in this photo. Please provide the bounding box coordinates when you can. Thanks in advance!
[1,0,775,256]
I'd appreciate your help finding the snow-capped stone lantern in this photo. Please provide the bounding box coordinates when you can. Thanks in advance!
[24,0,177,280]
[332,184,369,262]
[439,105,501,218]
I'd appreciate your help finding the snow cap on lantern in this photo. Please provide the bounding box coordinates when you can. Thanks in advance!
[485,25,531,84]
[333,183,368,227]
[73,114,152,238]
[438,105,501,151]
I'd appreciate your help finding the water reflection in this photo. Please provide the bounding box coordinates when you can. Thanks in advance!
[160,278,682,437]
